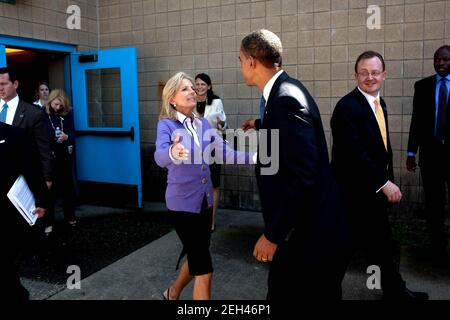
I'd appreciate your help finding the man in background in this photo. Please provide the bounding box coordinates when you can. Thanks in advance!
[331,51,428,300]
[406,45,450,259]
[0,67,53,189]
[0,122,49,300]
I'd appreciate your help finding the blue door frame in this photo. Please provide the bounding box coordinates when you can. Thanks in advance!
[70,48,142,207]
[0,35,74,96]
[0,36,142,207]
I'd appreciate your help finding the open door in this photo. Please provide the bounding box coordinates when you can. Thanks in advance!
[70,48,142,207]
[0,45,6,67]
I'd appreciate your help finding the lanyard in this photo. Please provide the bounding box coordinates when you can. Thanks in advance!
[48,114,64,133]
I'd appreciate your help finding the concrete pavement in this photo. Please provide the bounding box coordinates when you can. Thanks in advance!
[21,203,450,300]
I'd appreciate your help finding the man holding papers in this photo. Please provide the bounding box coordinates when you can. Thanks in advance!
[0,122,49,301]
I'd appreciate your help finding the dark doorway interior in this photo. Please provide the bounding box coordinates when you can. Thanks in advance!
[6,47,66,104]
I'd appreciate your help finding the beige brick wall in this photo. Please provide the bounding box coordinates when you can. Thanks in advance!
[0,0,98,50]
[96,0,450,212]
[2,0,450,212]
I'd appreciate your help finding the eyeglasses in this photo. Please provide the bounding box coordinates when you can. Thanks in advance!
[357,70,384,78]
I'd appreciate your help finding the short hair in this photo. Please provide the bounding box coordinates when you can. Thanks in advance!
[240,29,283,69]
[46,89,71,117]
[434,45,450,57]
[354,51,385,73]
[195,73,220,105]
[0,67,19,83]
[159,72,195,120]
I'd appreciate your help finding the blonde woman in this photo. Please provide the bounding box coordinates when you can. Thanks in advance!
[155,72,254,300]
[43,89,76,235]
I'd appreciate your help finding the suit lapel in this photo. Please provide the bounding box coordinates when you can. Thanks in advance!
[12,100,26,127]
[263,71,289,125]
[428,76,437,131]
[353,88,388,152]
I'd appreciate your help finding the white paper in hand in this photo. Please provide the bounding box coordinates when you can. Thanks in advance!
[7,175,37,226]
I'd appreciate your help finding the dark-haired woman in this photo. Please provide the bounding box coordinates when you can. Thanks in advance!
[195,73,226,232]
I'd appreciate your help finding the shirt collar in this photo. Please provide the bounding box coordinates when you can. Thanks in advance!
[357,86,380,110]
[1,94,19,109]
[176,111,198,124]
[436,73,450,83]
[262,70,284,103]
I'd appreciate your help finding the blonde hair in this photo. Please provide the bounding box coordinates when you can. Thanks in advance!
[159,72,195,120]
[46,89,71,117]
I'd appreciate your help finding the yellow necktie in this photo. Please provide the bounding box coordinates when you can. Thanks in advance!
[374,98,387,150]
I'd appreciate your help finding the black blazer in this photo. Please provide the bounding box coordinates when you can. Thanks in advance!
[45,110,75,159]
[0,122,49,226]
[255,72,348,258]
[12,99,54,181]
[407,75,443,166]
[331,88,393,198]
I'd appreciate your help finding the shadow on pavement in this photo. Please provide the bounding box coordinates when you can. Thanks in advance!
[18,210,172,284]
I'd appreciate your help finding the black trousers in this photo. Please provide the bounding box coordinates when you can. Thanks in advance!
[1,211,31,301]
[44,158,76,226]
[349,194,405,294]
[267,232,348,300]
[420,162,449,253]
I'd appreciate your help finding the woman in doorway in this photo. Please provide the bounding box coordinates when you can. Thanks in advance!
[43,89,77,235]
[194,73,226,232]
[33,81,50,109]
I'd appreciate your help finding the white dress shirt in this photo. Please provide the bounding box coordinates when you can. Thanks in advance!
[0,94,19,125]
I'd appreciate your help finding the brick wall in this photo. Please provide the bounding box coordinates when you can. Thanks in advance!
[2,0,450,213]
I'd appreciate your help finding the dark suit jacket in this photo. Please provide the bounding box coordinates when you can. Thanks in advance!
[0,122,49,228]
[254,71,348,260]
[407,75,445,167]
[331,88,394,203]
[12,99,54,181]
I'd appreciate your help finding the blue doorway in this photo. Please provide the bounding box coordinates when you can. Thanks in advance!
[0,36,142,207]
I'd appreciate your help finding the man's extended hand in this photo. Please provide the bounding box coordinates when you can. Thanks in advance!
[171,133,189,161]
[253,234,277,263]
[382,180,402,203]
[242,118,256,132]
[406,155,417,172]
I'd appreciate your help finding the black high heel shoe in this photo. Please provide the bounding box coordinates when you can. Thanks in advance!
[210,223,216,233]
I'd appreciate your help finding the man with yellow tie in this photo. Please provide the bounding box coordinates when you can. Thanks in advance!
[330,51,428,300]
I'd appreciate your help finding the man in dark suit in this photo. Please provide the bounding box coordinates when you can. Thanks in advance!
[240,29,349,300]
[331,51,428,300]
[406,45,450,258]
[0,67,53,188]
[0,122,49,300]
